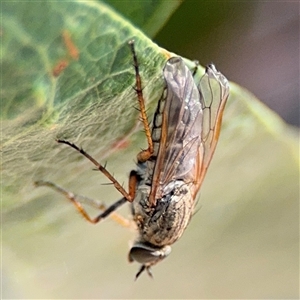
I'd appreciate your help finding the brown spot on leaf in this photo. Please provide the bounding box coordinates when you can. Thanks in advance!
[52,59,69,77]
[62,30,79,60]
[160,48,172,59]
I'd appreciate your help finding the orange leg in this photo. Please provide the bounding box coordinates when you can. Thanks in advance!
[34,179,135,227]
[128,40,154,163]
[35,139,140,225]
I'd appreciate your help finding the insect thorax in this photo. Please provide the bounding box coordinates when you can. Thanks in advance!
[131,175,195,247]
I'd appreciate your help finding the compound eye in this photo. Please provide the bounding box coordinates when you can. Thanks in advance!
[129,247,157,264]
[128,243,171,265]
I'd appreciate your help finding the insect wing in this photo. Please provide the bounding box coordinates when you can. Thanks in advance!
[149,58,229,204]
[194,64,229,194]
[149,57,203,203]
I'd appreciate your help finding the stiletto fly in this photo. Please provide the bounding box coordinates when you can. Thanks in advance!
[35,40,229,279]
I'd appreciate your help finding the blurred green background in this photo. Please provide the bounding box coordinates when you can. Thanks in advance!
[2,1,299,299]
[155,1,299,127]
[107,0,300,126]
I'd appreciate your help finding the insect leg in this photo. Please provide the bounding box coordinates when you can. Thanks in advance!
[192,60,200,77]
[56,139,133,202]
[128,40,154,163]
[134,265,153,280]
[34,180,131,227]
[91,171,138,223]
[128,170,138,199]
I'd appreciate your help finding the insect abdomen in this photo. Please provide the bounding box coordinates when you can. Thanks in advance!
[133,181,195,246]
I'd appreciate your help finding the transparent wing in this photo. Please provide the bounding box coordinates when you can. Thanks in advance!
[149,57,202,203]
[149,58,229,204]
[194,64,229,196]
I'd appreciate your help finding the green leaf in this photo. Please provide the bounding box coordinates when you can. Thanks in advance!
[2,1,298,299]
[2,1,168,206]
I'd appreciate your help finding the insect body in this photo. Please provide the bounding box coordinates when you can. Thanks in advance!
[129,56,229,278]
[35,41,229,279]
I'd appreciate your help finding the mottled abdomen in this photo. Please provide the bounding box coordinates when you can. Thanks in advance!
[132,180,195,246]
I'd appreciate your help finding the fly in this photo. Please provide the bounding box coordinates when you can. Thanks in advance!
[35,40,230,279]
